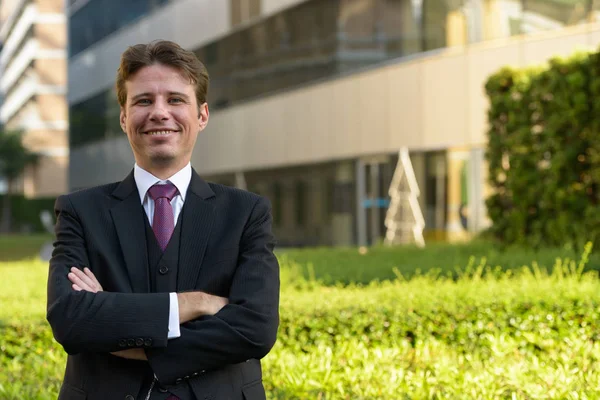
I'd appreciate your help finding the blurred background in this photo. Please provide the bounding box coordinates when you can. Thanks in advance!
[2,0,600,245]
[5,2,600,399]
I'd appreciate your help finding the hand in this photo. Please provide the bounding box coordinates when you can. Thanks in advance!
[110,349,147,360]
[68,267,104,293]
[200,292,229,316]
[177,292,229,323]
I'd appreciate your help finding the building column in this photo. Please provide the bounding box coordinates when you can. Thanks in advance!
[332,161,355,246]
[483,0,505,40]
[467,147,486,233]
[447,148,471,242]
[477,147,493,231]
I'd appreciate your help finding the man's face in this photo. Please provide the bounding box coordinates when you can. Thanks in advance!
[120,63,209,170]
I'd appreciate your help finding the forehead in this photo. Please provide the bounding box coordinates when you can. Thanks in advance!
[126,64,194,95]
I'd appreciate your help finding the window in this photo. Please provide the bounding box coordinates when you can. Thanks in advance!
[272,182,282,226]
[69,0,171,57]
[295,180,306,227]
[69,90,108,148]
[522,0,589,34]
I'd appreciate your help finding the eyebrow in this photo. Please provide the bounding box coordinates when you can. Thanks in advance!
[131,92,191,101]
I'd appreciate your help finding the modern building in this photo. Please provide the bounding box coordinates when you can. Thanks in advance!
[0,0,68,198]
[0,38,5,195]
[67,0,600,247]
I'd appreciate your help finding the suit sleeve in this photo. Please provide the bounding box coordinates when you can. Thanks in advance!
[145,196,280,385]
[46,194,171,355]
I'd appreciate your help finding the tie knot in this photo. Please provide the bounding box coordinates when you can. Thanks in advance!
[148,182,178,201]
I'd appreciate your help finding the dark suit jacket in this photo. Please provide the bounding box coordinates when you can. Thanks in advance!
[46,170,280,400]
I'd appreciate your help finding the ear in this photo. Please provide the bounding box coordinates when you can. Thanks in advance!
[120,108,127,133]
[198,103,209,131]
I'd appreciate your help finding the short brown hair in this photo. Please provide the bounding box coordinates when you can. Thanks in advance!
[116,40,209,108]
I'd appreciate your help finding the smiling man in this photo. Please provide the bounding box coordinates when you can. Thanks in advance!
[46,41,280,400]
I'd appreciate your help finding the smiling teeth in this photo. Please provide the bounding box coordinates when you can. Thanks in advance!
[148,131,173,135]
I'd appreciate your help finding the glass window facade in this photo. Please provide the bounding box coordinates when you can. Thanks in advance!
[522,0,590,34]
[69,0,600,149]
[69,0,171,57]
[69,89,119,148]
[197,0,599,111]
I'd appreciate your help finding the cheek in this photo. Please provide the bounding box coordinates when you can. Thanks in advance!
[127,112,145,129]
[173,111,198,129]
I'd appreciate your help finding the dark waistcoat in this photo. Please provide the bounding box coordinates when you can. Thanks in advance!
[138,210,195,400]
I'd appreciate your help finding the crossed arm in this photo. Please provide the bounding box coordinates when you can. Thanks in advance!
[67,267,228,360]
[46,194,280,385]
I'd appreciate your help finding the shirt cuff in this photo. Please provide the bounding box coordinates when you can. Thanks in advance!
[167,292,181,339]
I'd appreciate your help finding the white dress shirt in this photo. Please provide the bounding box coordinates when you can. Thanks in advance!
[134,162,192,340]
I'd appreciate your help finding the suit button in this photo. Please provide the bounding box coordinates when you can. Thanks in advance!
[158,386,168,393]
[192,372,198,377]
[118,339,127,348]
[159,265,169,275]
[127,339,135,347]
[184,376,190,380]
[125,395,134,400]
[175,378,183,384]
[144,338,153,347]
[135,338,144,347]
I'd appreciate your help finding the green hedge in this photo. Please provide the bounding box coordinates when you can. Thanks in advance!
[3,249,600,398]
[485,49,600,249]
[0,195,55,233]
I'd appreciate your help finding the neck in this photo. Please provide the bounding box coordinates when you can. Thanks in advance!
[138,159,189,180]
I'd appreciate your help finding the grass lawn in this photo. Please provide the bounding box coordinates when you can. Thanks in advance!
[2,237,600,398]
[279,239,600,285]
[0,234,53,262]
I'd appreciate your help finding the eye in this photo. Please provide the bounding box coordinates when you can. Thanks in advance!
[169,98,184,104]
[136,99,151,105]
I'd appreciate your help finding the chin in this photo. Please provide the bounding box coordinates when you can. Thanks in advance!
[149,153,178,165]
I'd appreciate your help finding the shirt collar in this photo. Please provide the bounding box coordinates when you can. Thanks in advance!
[134,162,192,204]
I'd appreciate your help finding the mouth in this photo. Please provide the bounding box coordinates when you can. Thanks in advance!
[143,130,179,136]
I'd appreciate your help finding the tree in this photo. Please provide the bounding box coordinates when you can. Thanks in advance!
[0,129,38,233]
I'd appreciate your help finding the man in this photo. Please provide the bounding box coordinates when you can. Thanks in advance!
[46,40,279,400]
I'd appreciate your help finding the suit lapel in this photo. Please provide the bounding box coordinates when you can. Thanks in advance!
[110,171,150,293]
[177,170,215,291]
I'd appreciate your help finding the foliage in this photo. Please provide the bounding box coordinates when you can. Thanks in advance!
[0,129,39,233]
[0,130,37,182]
[2,244,600,398]
[0,196,56,234]
[485,49,600,249]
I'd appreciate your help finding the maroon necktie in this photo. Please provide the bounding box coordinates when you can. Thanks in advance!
[148,182,178,251]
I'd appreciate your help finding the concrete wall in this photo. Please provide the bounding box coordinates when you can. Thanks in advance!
[70,22,600,189]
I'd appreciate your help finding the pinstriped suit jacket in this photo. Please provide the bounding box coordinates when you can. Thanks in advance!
[46,170,280,400]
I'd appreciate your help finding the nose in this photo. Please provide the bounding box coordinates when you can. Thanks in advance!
[149,99,169,121]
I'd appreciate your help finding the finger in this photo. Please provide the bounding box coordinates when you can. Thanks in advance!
[83,267,98,283]
[83,268,103,291]
[72,284,83,291]
[68,272,91,291]
[68,272,95,292]
[71,267,97,291]
[68,270,91,289]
